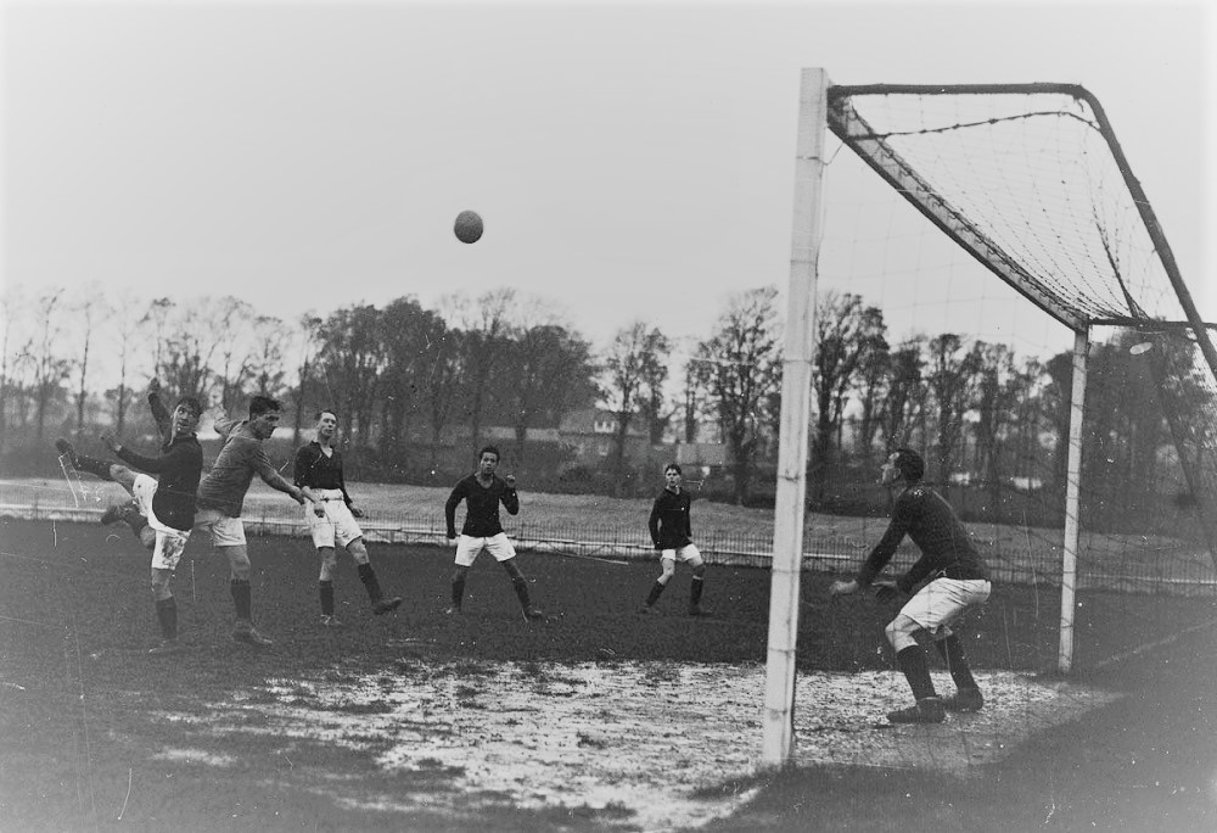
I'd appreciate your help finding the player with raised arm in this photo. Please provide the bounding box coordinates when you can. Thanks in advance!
[830,447,991,724]
[443,445,543,620]
[54,378,203,655]
[293,409,402,626]
[639,463,707,616]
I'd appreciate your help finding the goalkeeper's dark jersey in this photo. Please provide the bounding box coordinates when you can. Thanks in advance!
[649,488,693,549]
[856,483,990,593]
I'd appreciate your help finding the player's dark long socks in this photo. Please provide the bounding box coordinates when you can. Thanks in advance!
[690,575,704,607]
[511,576,532,609]
[644,581,665,607]
[231,579,252,621]
[357,563,383,602]
[936,635,978,691]
[319,580,335,616]
[896,646,937,700]
[451,576,466,609]
[155,597,178,640]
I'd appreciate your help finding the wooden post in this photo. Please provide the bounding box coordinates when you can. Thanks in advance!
[1058,327,1088,673]
[762,68,828,766]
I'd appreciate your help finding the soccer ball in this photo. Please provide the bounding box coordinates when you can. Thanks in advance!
[454,210,483,244]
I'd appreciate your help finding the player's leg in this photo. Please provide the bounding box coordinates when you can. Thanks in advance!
[488,534,541,620]
[211,517,271,646]
[932,579,991,712]
[317,546,341,626]
[308,500,342,626]
[346,538,402,615]
[640,554,677,612]
[447,536,480,613]
[883,611,944,723]
[147,528,188,655]
[105,473,157,550]
[683,546,707,616]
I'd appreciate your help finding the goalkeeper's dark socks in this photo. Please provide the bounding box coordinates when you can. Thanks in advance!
[230,579,252,621]
[896,646,937,701]
[936,635,978,691]
[451,576,466,609]
[645,581,666,607]
[319,580,335,616]
[155,597,178,640]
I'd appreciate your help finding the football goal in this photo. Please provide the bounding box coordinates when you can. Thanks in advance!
[763,69,1217,764]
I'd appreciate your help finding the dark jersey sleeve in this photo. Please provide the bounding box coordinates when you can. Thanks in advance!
[292,445,313,489]
[116,442,191,476]
[856,495,915,587]
[149,391,172,443]
[444,481,466,537]
[648,498,662,547]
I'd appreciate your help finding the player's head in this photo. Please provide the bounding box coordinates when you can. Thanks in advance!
[664,463,683,488]
[478,445,500,473]
[171,396,203,435]
[884,447,925,485]
[315,409,338,441]
[248,395,282,439]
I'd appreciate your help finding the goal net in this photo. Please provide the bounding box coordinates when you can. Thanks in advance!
[764,71,1217,763]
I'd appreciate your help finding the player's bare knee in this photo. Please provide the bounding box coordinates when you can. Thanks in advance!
[139,528,156,551]
[658,561,676,582]
[347,539,370,565]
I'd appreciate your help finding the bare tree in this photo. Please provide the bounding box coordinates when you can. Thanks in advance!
[70,283,109,434]
[26,289,72,442]
[927,333,981,492]
[698,287,781,505]
[603,321,669,488]
[442,288,517,451]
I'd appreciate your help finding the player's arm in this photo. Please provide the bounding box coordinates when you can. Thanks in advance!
[444,483,464,538]
[290,446,325,515]
[337,462,362,517]
[147,379,172,441]
[103,433,175,475]
[500,475,519,516]
[252,448,305,504]
[647,499,662,548]
[831,501,912,596]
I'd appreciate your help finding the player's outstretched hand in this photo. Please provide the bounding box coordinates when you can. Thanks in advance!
[829,579,859,597]
[874,581,901,603]
[505,474,517,488]
[349,505,365,518]
[147,377,161,395]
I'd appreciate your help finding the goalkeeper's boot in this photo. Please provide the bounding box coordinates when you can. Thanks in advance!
[941,687,984,713]
[887,696,945,724]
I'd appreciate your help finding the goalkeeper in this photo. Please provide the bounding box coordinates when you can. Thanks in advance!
[830,448,991,724]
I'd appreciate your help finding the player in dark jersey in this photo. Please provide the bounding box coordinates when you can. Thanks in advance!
[831,447,991,724]
[54,378,204,655]
[293,409,402,626]
[443,445,543,620]
[640,463,707,616]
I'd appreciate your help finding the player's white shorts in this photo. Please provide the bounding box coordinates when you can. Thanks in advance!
[305,489,363,549]
[660,543,702,564]
[192,507,246,547]
[900,578,991,638]
[132,474,191,571]
[454,532,516,567]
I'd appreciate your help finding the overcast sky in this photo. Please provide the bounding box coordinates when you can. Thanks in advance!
[2,0,1213,359]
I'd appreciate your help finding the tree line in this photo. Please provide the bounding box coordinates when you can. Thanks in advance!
[2,283,1203,532]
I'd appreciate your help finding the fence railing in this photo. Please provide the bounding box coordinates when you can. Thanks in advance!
[4,494,1213,598]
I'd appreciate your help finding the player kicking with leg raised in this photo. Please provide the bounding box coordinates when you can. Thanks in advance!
[830,448,991,724]
[54,378,204,655]
[293,409,402,626]
[444,445,543,621]
[639,463,707,616]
